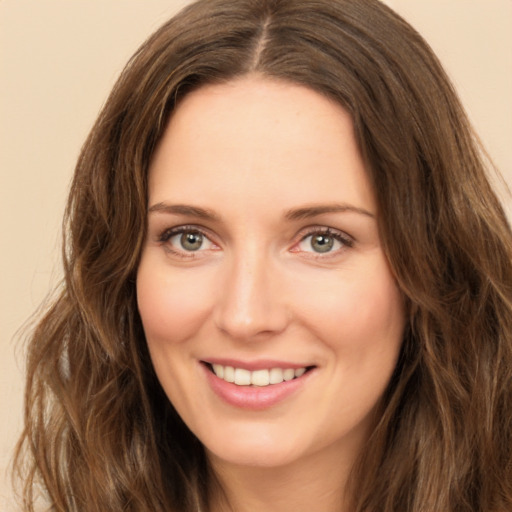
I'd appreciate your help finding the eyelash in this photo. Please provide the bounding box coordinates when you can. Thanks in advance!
[156,225,354,259]
[294,227,354,259]
[157,225,216,259]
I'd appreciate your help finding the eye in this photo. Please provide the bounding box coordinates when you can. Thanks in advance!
[158,226,217,255]
[303,233,337,253]
[295,228,353,255]
[173,231,205,251]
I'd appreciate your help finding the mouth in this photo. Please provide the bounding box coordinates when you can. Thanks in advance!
[202,362,316,387]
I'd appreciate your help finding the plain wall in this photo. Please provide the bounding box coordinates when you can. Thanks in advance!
[1,1,511,510]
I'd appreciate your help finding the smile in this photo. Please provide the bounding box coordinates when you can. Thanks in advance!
[202,361,316,410]
[210,364,308,387]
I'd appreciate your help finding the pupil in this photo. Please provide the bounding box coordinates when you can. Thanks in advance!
[312,234,333,253]
[181,232,203,251]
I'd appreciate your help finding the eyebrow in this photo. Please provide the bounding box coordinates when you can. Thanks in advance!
[148,202,220,221]
[148,202,375,222]
[284,203,375,221]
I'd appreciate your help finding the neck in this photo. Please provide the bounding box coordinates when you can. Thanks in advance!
[207,440,358,512]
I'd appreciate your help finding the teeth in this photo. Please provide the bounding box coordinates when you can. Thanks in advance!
[294,368,306,377]
[252,369,270,386]
[269,368,283,384]
[224,366,235,383]
[212,364,224,379]
[210,364,309,386]
[283,368,295,381]
[234,368,251,386]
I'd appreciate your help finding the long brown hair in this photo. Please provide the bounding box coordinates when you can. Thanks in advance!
[15,0,512,510]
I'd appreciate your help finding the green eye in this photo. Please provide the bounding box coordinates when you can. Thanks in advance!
[159,226,217,257]
[180,231,204,251]
[296,229,351,255]
[310,233,334,253]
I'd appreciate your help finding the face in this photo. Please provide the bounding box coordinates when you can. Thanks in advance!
[137,76,404,471]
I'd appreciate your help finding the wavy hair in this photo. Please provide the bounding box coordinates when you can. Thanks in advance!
[15,0,512,510]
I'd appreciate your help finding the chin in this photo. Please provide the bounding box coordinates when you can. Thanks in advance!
[203,427,304,469]
[208,446,300,469]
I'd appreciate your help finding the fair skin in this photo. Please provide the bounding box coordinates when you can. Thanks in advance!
[137,75,404,512]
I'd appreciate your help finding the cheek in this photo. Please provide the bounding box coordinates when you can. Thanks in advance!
[136,260,213,344]
[292,258,404,353]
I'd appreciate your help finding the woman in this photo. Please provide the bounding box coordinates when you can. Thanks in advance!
[15,0,512,511]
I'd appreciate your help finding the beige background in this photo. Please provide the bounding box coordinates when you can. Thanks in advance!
[1,1,511,509]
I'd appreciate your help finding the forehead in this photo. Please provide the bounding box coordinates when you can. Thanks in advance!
[148,76,376,215]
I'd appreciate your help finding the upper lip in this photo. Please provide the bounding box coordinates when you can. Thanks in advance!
[202,358,315,371]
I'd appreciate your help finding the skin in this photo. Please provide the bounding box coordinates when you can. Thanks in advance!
[137,75,405,511]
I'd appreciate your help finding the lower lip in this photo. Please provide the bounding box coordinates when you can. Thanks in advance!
[202,364,313,410]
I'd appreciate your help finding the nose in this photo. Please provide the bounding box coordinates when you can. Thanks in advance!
[213,250,290,341]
